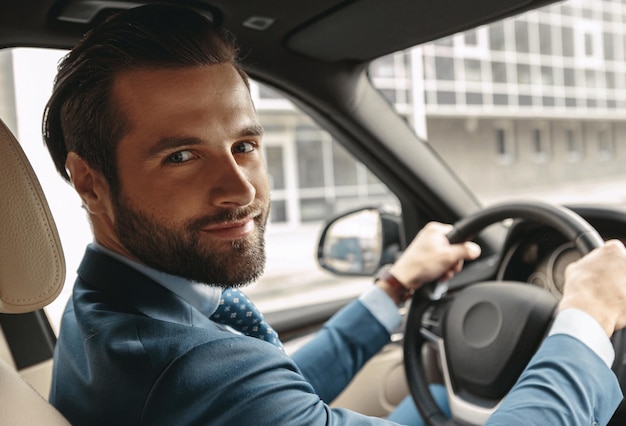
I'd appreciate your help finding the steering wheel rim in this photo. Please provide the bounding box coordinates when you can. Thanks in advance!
[404,201,604,426]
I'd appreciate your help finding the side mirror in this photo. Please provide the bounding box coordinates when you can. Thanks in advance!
[317,207,403,276]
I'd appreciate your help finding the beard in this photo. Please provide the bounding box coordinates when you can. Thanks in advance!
[112,194,268,288]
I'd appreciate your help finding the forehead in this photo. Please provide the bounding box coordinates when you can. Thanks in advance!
[111,64,257,150]
[113,64,254,126]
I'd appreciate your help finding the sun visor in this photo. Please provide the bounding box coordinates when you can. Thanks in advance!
[287,0,556,62]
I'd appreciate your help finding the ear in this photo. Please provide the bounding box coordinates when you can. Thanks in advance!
[65,152,111,215]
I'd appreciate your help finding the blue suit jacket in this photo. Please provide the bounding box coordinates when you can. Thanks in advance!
[50,247,396,425]
[50,247,622,425]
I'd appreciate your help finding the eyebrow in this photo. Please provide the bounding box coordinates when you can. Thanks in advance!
[144,124,265,158]
[241,123,265,138]
[144,136,201,159]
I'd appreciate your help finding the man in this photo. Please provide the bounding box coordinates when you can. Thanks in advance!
[44,4,625,425]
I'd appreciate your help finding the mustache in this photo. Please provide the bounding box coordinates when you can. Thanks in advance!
[187,204,266,231]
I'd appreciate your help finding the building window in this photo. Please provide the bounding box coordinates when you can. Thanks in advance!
[491,61,507,83]
[489,21,505,51]
[598,127,614,161]
[495,126,515,164]
[540,66,554,85]
[436,91,456,105]
[515,21,530,53]
[565,128,583,162]
[606,71,616,89]
[532,127,550,163]
[466,92,483,105]
[563,68,576,87]
[435,56,455,80]
[604,32,615,61]
[493,93,508,106]
[270,200,287,223]
[296,134,325,189]
[517,64,531,85]
[266,146,286,190]
[518,94,533,106]
[496,129,506,154]
[584,33,594,56]
[538,23,553,55]
[464,29,478,46]
[561,26,574,57]
[585,69,597,88]
[332,142,358,186]
[464,59,482,82]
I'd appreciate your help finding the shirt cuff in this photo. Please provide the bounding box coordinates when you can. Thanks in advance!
[548,308,615,368]
[359,285,402,333]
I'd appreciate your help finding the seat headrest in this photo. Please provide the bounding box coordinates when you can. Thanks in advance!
[0,118,65,313]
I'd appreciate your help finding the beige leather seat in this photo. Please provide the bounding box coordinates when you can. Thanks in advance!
[0,117,70,424]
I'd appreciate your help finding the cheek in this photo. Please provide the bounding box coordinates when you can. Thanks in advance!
[119,176,202,222]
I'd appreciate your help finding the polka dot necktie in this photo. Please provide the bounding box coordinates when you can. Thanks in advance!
[211,288,283,350]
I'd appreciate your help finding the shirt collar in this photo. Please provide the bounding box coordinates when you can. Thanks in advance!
[90,242,222,318]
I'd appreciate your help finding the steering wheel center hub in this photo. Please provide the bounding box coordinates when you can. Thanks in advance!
[462,301,501,348]
[445,282,557,400]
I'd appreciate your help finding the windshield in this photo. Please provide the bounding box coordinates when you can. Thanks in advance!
[369,0,626,207]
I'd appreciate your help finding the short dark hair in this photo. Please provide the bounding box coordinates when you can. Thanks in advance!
[43,4,247,191]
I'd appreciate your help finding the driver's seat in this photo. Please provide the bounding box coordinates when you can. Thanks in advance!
[0,117,70,424]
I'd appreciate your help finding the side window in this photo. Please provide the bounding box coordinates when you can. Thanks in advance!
[248,81,400,309]
[2,48,400,329]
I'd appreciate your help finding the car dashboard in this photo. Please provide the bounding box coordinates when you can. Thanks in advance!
[496,205,626,297]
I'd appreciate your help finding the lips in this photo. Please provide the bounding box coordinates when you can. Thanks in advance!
[200,216,256,239]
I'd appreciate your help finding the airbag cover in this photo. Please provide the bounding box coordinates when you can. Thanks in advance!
[444,282,557,399]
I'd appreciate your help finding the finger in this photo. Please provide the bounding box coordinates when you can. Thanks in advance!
[449,241,481,262]
[605,239,626,252]
[464,241,481,259]
[426,222,453,234]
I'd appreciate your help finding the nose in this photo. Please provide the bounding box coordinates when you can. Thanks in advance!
[209,155,256,207]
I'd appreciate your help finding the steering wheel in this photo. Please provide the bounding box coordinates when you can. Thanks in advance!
[403,201,605,426]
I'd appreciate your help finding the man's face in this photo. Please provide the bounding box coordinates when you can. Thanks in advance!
[110,64,269,287]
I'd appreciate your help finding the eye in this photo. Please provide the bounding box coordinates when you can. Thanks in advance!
[232,141,256,154]
[166,150,195,164]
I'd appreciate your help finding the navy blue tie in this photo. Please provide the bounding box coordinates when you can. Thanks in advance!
[211,288,283,350]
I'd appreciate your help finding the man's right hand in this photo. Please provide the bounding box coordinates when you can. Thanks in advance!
[559,239,626,337]
[388,222,481,291]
